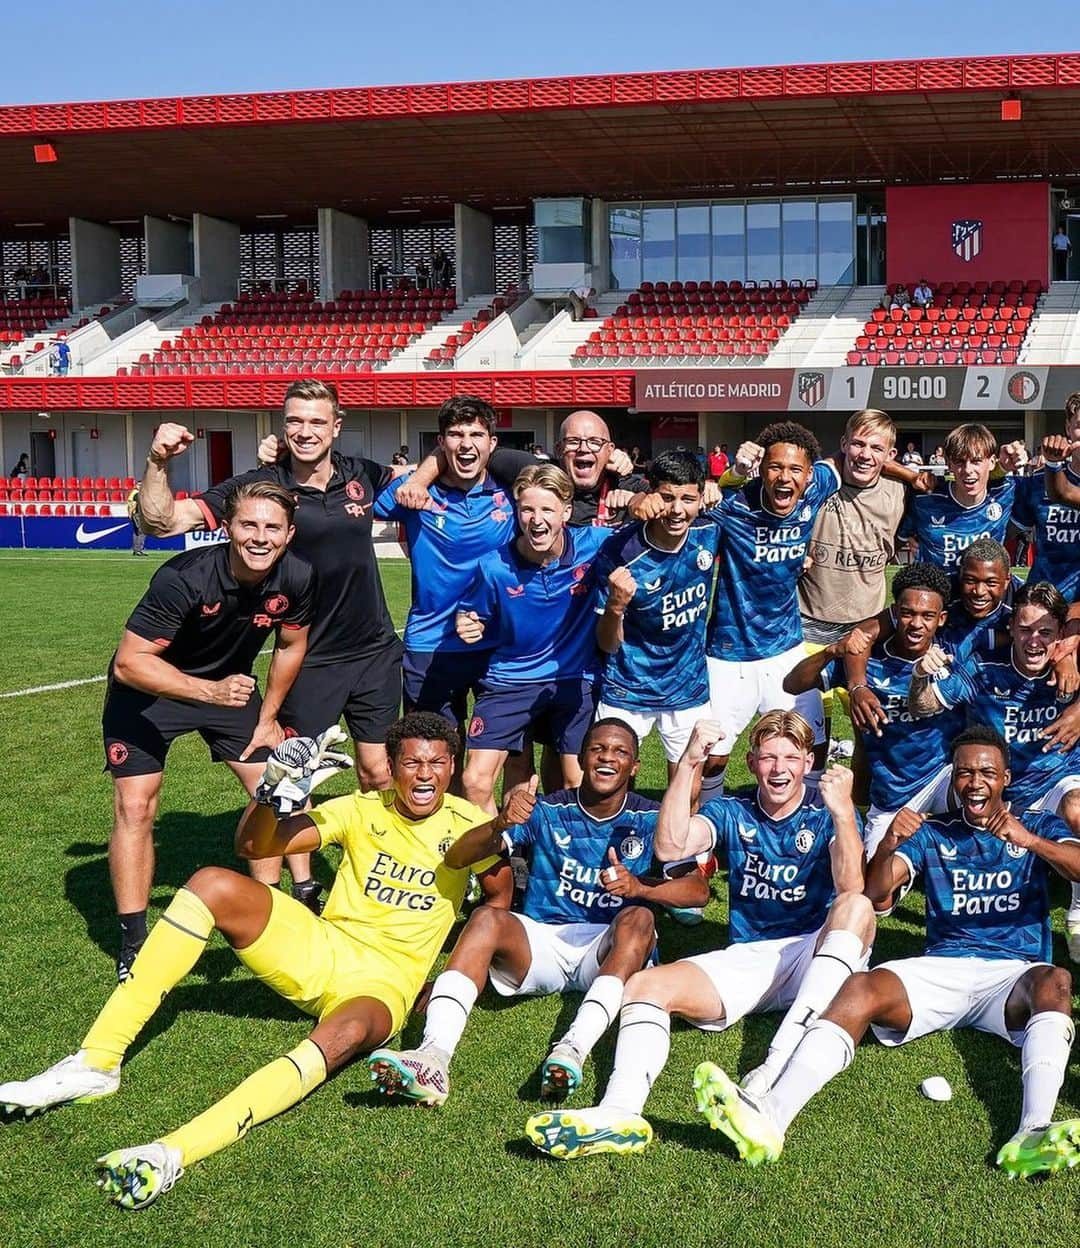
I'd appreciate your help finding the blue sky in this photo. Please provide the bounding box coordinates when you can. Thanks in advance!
[3,0,1078,104]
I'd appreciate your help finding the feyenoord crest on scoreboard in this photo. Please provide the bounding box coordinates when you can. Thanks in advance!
[634,365,1076,412]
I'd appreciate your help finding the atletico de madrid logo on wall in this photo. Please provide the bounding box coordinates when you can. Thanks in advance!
[951,219,983,262]
[797,372,826,408]
[1006,371,1041,405]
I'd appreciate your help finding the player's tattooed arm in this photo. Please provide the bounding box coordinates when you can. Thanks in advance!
[865,808,922,910]
[443,777,539,869]
[907,644,950,717]
[819,765,864,893]
[139,422,208,535]
[983,806,1080,881]
[596,567,637,653]
[655,721,723,861]
[1042,435,1080,505]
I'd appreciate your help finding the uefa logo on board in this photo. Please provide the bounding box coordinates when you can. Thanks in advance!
[1006,371,1041,405]
[797,371,826,408]
[951,219,983,262]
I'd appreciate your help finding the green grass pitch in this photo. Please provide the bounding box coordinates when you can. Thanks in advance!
[0,549,1076,1248]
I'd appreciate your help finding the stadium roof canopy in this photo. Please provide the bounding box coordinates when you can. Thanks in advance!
[3,52,1080,229]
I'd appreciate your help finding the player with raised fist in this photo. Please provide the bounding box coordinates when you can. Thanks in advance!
[368,720,707,1106]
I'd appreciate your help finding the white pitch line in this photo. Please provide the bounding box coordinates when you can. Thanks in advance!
[1,630,405,700]
[0,675,108,699]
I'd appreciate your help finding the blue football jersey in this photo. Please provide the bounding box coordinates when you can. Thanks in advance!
[931,646,1080,810]
[460,526,610,685]
[374,471,515,652]
[898,475,1015,571]
[503,789,660,925]
[823,641,963,810]
[706,460,841,661]
[937,575,1018,663]
[698,789,848,942]
[896,810,1076,961]
[593,518,719,711]
[1013,469,1080,603]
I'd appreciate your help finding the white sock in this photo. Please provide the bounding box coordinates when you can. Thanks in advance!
[1068,883,1080,923]
[560,975,625,1058]
[1018,1011,1075,1132]
[698,767,726,802]
[420,970,478,1060]
[766,1018,855,1134]
[597,1001,671,1117]
[762,930,864,1080]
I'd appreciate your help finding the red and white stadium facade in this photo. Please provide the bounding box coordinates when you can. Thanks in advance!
[2,50,1080,545]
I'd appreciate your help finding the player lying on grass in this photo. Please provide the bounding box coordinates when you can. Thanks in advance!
[695,725,1080,1180]
[455,463,615,813]
[526,711,875,1159]
[784,562,964,860]
[0,713,506,1210]
[366,719,710,1106]
[906,580,1080,959]
[101,479,316,981]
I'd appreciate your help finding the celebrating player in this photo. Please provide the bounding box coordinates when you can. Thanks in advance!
[700,422,842,798]
[1014,399,1080,602]
[456,464,612,812]
[373,396,516,756]
[137,379,408,807]
[101,480,314,979]
[694,726,1080,1179]
[593,450,719,778]
[366,720,708,1105]
[0,713,504,1209]
[784,563,963,858]
[897,423,1022,570]
[526,712,874,1159]
[907,580,1080,958]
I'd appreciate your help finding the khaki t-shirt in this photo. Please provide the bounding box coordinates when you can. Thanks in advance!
[797,476,907,638]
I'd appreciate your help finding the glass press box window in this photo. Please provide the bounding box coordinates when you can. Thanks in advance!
[535,199,592,264]
[607,195,855,289]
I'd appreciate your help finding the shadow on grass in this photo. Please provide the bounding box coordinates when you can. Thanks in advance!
[63,808,336,965]
[951,1027,1022,1163]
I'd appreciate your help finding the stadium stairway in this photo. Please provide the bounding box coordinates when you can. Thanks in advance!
[1018,282,1080,365]
[772,286,884,368]
[82,302,226,375]
[522,294,626,369]
[0,300,118,374]
[382,295,501,370]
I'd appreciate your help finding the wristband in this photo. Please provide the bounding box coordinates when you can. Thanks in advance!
[1043,459,1066,471]
[847,683,870,695]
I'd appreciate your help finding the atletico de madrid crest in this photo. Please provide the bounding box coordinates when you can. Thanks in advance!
[951,219,983,262]
[797,371,826,408]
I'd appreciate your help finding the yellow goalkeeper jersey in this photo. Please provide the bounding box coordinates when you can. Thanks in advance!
[309,789,496,983]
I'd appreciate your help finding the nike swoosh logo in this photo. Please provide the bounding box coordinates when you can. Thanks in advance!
[75,522,128,544]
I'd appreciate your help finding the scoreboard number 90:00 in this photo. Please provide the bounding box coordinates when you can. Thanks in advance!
[878,374,949,401]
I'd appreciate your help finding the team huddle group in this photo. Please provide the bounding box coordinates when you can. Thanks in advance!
[5,378,1080,1208]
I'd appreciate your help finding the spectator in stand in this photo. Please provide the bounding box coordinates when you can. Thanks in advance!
[1052,226,1072,281]
[531,444,551,460]
[901,441,924,467]
[928,445,946,471]
[629,445,644,470]
[51,334,71,377]
[567,286,593,322]
[707,444,729,480]
[889,287,911,312]
[912,278,934,308]
[432,248,452,291]
[11,264,30,297]
[414,258,431,291]
[10,453,29,479]
[28,266,49,298]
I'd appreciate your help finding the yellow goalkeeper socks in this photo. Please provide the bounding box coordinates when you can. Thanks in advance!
[161,1038,327,1166]
[82,888,215,1071]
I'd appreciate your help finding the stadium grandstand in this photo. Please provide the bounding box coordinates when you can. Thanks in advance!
[3,51,1080,546]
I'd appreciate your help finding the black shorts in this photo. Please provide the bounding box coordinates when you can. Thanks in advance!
[281,637,402,742]
[402,647,491,725]
[102,680,268,778]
